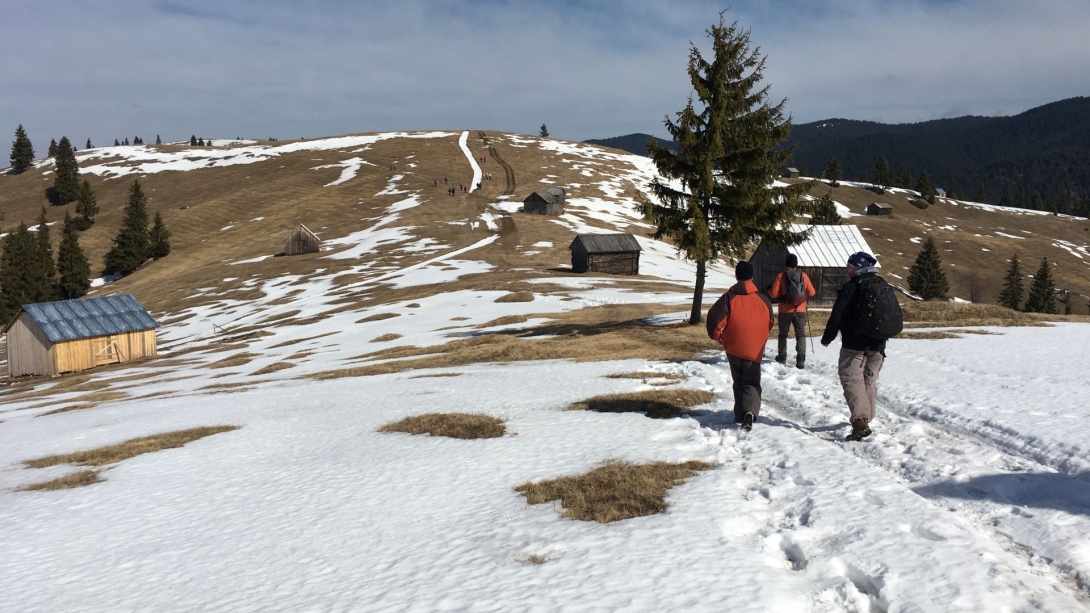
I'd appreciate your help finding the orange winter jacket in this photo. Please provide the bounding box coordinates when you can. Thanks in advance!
[769,269,816,313]
[706,280,775,362]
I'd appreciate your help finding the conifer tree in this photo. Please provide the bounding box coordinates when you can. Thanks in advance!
[643,14,811,325]
[48,138,58,157]
[1001,185,1014,207]
[907,237,949,300]
[114,139,120,146]
[190,135,198,146]
[52,136,80,204]
[1030,191,1044,212]
[104,179,151,275]
[874,155,892,189]
[123,137,129,146]
[539,124,549,138]
[975,184,986,203]
[895,165,911,189]
[10,125,35,173]
[0,223,53,320]
[55,211,91,300]
[35,208,57,291]
[86,138,92,149]
[822,156,841,183]
[149,211,172,259]
[156,134,161,145]
[75,180,99,228]
[198,137,205,146]
[914,170,933,197]
[997,253,1024,310]
[809,194,841,225]
[1024,257,1057,314]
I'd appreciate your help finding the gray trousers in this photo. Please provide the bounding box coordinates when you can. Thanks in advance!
[777,312,807,358]
[838,348,885,423]
[727,354,763,421]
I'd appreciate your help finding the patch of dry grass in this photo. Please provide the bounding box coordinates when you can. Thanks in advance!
[605,371,688,381]
[356,312,401,323]
[514,460,714,523]
[268,332,337,349]
[495,291,535,303]
[206,352,259,369]
[251,362,295,375]
[526,554,548,565]
[409,372,463,379]
[899,331,962,340]
[379,413,505,439]
[23,426,239,468]
[18,470,103,491]
[569,388,715,419]
[371,333,404,343]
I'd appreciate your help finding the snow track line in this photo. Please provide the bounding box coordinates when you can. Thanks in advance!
[458,130,482,193]
[477,131,516,195]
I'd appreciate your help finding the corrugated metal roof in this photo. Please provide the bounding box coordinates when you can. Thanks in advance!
[788,224,876,268]
[570,233,642,254]
[526,189,563,205]
[13,294,159,343]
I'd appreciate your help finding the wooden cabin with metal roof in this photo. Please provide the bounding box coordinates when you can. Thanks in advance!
[2,294,160,377]
[569,233,642,275]
[285,223,322,256]
[523,186,566,215]
[749,224,876,306]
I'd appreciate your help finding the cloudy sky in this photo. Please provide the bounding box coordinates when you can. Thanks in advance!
[2,0,1089,146]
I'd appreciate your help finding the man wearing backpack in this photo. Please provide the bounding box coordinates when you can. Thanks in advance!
[706,261,775,432]
[769,253,816,369]
[820,251,903,441]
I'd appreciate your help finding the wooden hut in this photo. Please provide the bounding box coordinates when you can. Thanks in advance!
[866,203,893,216]
[935,188,947,198]
[523,186,566,215]
[285,223,321,256]
[750,224,876,306]
[570,233,641,275]
[782,167,800,179]
[2,294,159,377]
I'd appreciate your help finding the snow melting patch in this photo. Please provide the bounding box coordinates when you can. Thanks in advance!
[314,157,373,187]
[458,131,483,193]
[995,231,1026,240]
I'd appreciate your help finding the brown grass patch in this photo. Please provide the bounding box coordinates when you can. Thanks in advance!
[475,315,532,329]
[605,371,688,381]
[899,331,962,340]
[569,388,714,419]
[23,426,239,469]
[251,362,295,375]
[526,554,548,565]
[515,460,714,523]
[406,303,421,308]
[450,316,471,321]
[378,412,505,439]
[287,351,315,360]
[206,352,259,369]
[38,391,131,416]
[495,291,535,303]
[18,470,103,491]
[39,403,96,416]
[409,372,463,378]
[268,332,337,348]
[356,312,401,323]
[371,333,404,343]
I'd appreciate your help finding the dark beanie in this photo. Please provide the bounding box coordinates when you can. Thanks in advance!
[736,260,754,281]
[785,253,798,268]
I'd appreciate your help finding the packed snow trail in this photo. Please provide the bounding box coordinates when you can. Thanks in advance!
[458,130,483,193]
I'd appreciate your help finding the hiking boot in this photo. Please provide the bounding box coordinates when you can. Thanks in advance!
[775,354,788,365]
[846,418,872,442]
[741,412,755,432]
[796,355,805,369]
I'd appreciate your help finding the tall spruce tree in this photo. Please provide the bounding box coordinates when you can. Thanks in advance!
[48,138,58,157]
[643,14,811,324]
[52,136,80,204]
[190,135,198,146]
[822,156,841,183]
[149,211,172,258]
[539,124,549,138]
[75,180,99,227]
[35,208,57,292]
[874,155,892,189]
[907,237,949,300]
[10,125,35,173]
[86,138,92,149]
[1024,257,1058,314]
[914,170,933,197]
[809,193,841,225]
[1001,185,1014,207]
[0,223,51,321]
[997,253,1024,310]
[975,184,986,203]
[104,179,151,275]
[156,134,161,145]
[895,165,911,189]
[114,139,120,146]
[55,211,91,300]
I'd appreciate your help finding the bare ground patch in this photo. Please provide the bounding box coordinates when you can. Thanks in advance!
[495,291,534,303]
[515,460,714,523]
[409,372,464,379]
[206,352,260,369]
[22,426,240,469]
[251,362,296,376]
[18,470,103,491]
[569,388,715,419]
[371,333,404,343]
[379,413,505,439]
[356,312,401,323]
[268,332,337,349]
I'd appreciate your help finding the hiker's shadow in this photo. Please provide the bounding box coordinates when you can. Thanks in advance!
[913,471,1090,518]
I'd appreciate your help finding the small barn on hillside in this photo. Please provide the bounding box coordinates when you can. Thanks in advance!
[570,233,641,275]
[285,223,321,256]
[523,186,566,215]
[935,188,947,198]
[750,224,876,306]
[782,167,800,179]
[2,294,160,377]
[866,203,893,216]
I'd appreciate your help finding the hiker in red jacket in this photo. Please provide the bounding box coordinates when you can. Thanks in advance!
[769,253,817,369]
[706,261,775,431]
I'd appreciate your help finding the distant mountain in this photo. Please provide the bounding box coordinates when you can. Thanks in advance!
[583,133,676,156]
[784,97,1090,212]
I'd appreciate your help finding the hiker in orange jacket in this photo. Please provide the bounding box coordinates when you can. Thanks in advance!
[706,261,774,431]
[769,253,816,369]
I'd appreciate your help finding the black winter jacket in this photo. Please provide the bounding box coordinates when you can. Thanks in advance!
[820,272,887,354]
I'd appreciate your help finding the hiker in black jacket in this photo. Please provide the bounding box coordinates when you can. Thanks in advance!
[821,251,885,441]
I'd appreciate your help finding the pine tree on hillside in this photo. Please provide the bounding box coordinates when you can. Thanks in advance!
[10,125,36,173]
[642,14,812,325]
[156,134,161,145]
[0,223,53,320]
[48,138,58,157]
[149,211,172,259]
[975,184,986,203]
[52,136,80,204]
[35,208,57,292]
[123,137,130,146]
[914,170,933,197]
[86,138,92,149]
[104,179,151,275]
[1001,185,1014,207]
[1030,191,1044,212]
[198,137,205,146]
[114,139,120,146]
[190,135,198,146]
[539,124,549,138]
[809,194,841,225]
[907,237,949,300]
[75,180,99,228]
[895,165,911,189]
[55,211,91,300]
[822,156,842,183]
[875,155,892,189]
[1024,257,1058,314]
[997,253,1024,310]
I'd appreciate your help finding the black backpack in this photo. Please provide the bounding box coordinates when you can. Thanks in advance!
[851,275,904,341]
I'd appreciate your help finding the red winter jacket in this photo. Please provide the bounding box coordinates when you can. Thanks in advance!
[706,280,775,362]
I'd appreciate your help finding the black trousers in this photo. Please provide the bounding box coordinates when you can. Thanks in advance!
[727,354,763,421]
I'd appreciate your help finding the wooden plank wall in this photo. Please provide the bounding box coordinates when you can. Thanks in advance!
[587,253,640,275]
[53,330,157,375]
[5,313,55,377]
[285,228,320,256]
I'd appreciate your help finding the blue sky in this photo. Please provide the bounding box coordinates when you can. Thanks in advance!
[2,0,1088,147]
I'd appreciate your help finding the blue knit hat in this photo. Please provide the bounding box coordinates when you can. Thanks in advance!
[847,252,877,269]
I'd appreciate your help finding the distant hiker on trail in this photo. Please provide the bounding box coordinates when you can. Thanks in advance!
[770,253,816,369]
[707,261,775,432]
[821,251,904,441]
